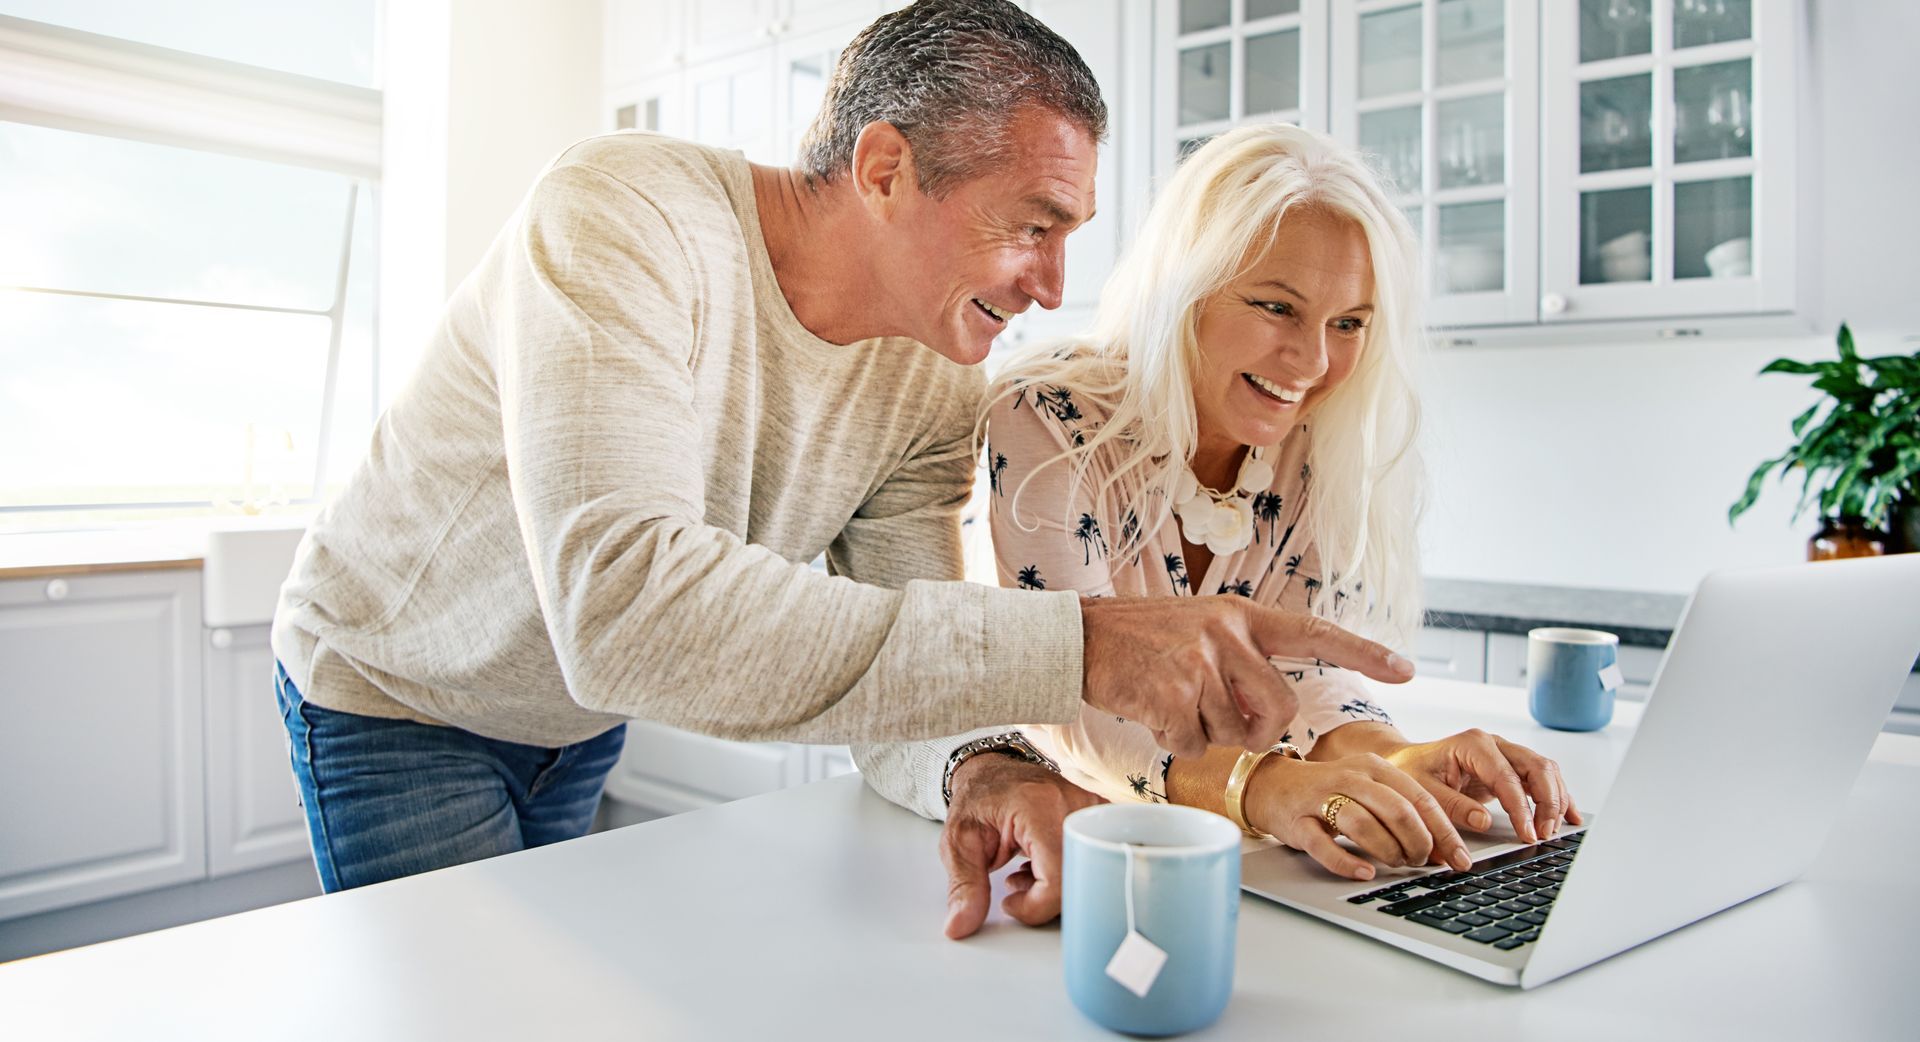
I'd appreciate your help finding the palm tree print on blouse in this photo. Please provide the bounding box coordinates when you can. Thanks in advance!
[1253,492,1284,544]
[1218,579,1254,598]
[1302,576,1322,612]
[1118,508,1141,564]
[1163,553,1189,591]
[1337,698,1393,724]
[1073,513,1107,565]
[1126,772,1167,803]
[1016,565,1046,590]
[1036,386,1083,425]
[988,449,1009,496]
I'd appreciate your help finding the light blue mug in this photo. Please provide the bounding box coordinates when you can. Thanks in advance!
[1062,804,1241,1036]
[1527,626,1621,731]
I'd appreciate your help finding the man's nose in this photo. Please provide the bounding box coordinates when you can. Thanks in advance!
[1019,237,1067,311]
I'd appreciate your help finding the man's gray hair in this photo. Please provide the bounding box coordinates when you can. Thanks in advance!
[797,0,1108,198]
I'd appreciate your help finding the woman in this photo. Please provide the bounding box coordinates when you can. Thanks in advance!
[977,123,1578,884]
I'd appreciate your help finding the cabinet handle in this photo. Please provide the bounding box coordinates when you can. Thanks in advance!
[210,628,233,650]
[45,578,69,601]
[1540,292,1568,315]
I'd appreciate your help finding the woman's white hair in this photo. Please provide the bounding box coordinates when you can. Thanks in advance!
[987,122,1427,649]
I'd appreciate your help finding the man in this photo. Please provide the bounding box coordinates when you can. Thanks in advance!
[272,0,1413,892]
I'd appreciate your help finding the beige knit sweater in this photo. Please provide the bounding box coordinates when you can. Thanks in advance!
[271,133,1082,749]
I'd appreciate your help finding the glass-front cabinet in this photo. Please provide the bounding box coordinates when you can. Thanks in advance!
[1332,0,1538,327]
[1539,0,1797,323]
[1153,0,1330,180]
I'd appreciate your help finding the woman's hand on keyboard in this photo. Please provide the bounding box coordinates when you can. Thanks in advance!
[1245,754,1473,880]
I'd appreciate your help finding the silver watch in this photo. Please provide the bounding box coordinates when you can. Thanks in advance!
[941,731,1061,807]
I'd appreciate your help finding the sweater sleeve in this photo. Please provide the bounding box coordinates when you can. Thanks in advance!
[494,163,1081,743]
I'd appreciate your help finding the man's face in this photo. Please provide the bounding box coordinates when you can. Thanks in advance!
[881,109,1098,365]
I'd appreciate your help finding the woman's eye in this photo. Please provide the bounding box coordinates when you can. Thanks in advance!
[1333,318,1366,333]
[1259,301,1292,317]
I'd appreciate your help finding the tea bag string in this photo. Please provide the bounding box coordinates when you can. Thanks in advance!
[1124,842,1138,935]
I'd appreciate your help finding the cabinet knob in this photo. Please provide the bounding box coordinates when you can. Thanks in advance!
[1540,292,1568,315]
[44,578,69,601]
[210,628,233,650]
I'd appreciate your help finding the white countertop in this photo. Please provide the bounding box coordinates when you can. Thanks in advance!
[2,677,1916,1040]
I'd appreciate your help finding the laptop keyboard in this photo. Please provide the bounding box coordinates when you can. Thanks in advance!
[1343,831,1586,953]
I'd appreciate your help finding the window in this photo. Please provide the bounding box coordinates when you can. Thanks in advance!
[0,5,381,531]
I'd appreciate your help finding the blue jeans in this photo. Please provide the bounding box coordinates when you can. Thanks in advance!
[275,662,626,892]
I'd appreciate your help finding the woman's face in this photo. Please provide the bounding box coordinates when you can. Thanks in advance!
[1190,206,1376,461]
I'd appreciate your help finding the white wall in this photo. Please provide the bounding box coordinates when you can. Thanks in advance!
[378,0,602,404]
[1420,0,1920,594]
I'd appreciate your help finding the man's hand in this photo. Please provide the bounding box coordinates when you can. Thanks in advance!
[1080,596,1415,758]
[939,753,1105,940]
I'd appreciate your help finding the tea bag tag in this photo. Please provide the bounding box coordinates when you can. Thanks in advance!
[1597,663,1624,691]
[1105,930,1168,998]
[1105,844,1167,998]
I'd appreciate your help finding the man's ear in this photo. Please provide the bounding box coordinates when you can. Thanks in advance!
[850,120,919,220]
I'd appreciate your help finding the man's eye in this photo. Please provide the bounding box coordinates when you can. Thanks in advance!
[1027,226,1049,238]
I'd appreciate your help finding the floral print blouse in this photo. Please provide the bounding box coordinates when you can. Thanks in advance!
[986,377,1394,806]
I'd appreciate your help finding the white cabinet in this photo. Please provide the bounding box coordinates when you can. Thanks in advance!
[605,0,690,88]
[1152,0,1330,179]
[203,623,309,878]
[1413,624,1487,681]
[1485,631,1666,700]
[604,722,855,816]
[1332,0,1540,327]
[1538,0,1798,325]
[0,570,206,920]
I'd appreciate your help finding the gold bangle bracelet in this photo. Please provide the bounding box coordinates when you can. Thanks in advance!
[1223,748,1274,838]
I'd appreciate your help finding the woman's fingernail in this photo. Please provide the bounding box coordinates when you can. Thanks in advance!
[1356,865,1374,880]
[1387,653,1414,676]
[1469,809,1490,829]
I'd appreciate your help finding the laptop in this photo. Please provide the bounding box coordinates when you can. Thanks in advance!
[1239,554,1920,988]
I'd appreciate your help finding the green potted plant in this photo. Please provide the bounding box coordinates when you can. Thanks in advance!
[1729,323,1920,558]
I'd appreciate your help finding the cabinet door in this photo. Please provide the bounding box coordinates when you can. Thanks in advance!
[780,0,885,40]
[608,72,689,136]
[0,571,205,920]
[604,721,807,815]
[1485,631,1665,700]
[1153,0,1331,180]
[203,624,310,878]
[687,0,781,65]
[685,49,780,163]
[772,24,857,165]
[805,745,859,782]
[1539,0,1797,323]
[1332,0,1539,327]
[605,0,688,88]
[1413,625,1487,681]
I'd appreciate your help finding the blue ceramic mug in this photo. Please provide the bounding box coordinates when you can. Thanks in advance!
[1062,804,1241,1036]
[1527,626,1621,731]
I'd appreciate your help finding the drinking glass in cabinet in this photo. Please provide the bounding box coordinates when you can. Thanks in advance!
[1180,0,1230,35]
[1580,74,1652,173]
[1437,201,1505,294]
[1246,0,1301,19]
[1674,176,1753,279]
[1245,29,1301,117]
[1360,105,1422,195]
[1674,59,1752,164]
[1673,0,1751,48]
[1580,186,1652,284]
[1179,42,1231,125]
[1360,4,1422,100]
[1580,0,1651,63]
[1437,0,1504,88]
[1437,93,1504,189]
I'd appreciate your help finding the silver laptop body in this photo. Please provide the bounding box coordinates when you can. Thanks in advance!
[1239,555,1920,988]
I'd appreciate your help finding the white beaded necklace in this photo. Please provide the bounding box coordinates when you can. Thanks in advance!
[1171,446,1274,556]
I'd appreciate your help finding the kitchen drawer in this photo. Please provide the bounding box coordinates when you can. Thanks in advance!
[1413,626,1487,683]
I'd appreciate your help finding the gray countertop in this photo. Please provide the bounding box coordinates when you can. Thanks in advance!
[1423,576,1919,672]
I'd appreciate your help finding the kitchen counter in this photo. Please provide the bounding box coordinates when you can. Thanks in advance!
[1,677,1914,1040]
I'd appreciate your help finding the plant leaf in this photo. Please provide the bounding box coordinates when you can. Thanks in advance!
[1789,401,1823,437]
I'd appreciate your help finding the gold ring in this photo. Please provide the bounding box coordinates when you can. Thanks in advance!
[1320,793,1354,836]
